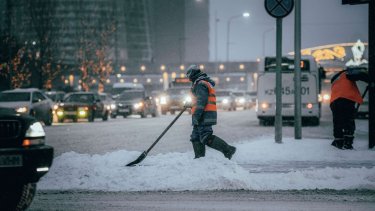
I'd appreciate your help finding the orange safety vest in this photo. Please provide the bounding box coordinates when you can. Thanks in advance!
[330,72,363,104]
[191,80,217,114]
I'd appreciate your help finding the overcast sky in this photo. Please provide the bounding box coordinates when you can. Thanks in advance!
[209,0,369,61]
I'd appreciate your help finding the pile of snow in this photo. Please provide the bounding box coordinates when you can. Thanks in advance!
[39,137,375,191]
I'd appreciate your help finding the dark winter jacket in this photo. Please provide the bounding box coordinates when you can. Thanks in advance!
[191,73,217,126]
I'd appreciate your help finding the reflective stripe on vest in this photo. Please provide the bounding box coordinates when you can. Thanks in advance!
[192,80,217,114]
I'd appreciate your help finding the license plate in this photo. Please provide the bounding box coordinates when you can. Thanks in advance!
[0,154,23,167]
[64,111,76,115]
[119,109,129,112]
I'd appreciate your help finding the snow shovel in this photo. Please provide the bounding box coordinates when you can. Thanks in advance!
[126,107,187,166]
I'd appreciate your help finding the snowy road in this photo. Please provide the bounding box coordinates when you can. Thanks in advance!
[28,105,375,210]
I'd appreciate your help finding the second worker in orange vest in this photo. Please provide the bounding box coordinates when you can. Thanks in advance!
[185,65,236,159]
[330,69,364,150]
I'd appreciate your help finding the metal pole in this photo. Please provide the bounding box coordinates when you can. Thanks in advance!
[369,0,375,149]
[226,18,231,62]
[294,0,302,139]
[215,10,219,75]
[275,18,283,143]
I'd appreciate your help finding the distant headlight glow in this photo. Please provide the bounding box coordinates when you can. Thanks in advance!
[160,96,167,105]
[222,99,229,104]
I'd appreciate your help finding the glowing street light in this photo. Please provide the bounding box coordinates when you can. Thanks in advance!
[226,12,250,61]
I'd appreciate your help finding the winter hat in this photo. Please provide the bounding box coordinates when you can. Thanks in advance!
[186,64,202,81]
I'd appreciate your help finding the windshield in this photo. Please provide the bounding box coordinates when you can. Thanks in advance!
[233,92,244,97]
[216,91,230,97]
[118,91,145,100]
[0,92,30,102]
[46,93,65,102]
[65,94,94,103]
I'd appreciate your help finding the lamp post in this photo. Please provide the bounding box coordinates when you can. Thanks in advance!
[226,12,250,62]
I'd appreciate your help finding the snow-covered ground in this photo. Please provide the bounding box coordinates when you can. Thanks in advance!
[39,118,374,191]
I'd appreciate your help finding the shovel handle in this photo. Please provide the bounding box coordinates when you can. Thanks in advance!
[146,107,187,153]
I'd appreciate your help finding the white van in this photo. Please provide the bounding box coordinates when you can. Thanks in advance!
[256,56,321,126]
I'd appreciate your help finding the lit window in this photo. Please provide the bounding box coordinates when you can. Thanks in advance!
[140,65,146,71]
[239,64,245,70]
[240,77,245,82]
[147,78,152,83]
[219,64,225,70]
[160,65,166,71]
[121,66,126,72]
[199,64,205,70]
[180,65,185,71]
[133,78,138,83]
[226,77,230,82]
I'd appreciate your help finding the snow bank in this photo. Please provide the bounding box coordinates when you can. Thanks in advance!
[39,137,375,191]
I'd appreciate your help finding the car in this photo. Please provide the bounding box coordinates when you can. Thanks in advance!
[159,87,192,115]
[233,91,252,109]
[99,93,116,116]
[246,91,257,108]
[44,91,66,120]
[112,90,158,118]
[0,107,53,210]
[215,90,236,111]
[56,92,109,122]
[0,88,54,126]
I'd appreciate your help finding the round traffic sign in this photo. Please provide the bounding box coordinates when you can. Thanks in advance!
[265,0,294,19]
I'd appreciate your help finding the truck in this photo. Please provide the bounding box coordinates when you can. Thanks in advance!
[256,56,321,126]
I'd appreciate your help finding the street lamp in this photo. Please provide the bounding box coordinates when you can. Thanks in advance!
[226,12,250,61]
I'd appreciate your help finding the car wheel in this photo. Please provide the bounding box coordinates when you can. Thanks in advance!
[161,110,167,115]
[123,115,128,118]
[0,182,36,211]
[111,114,117,119]
[58,118,64,123]
[44,110,53,126]
[73,118,78,123]
[102,111,109,121]
[140,111,147,118]
[170,110,175,115]
[88,113,94,122]
[151,111,157,117]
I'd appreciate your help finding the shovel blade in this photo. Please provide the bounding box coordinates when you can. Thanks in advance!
[126,151,148,167]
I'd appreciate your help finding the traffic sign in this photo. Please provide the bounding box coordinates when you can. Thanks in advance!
[265,0,294,19]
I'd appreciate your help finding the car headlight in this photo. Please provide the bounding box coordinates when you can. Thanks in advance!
[183,95,192,104]
[160,96,167,105]
[110,104,116,110]
[56,109,64,116]
[23,122,45,147]
[78,107,88,117]
[222,99,229,104]
[134,102,144,109]
[261,102,269,109]
[16,106,28,113]
[53,104,59,110]
[239,98,245,103]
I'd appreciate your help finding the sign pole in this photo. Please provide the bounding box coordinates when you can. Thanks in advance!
[294,0,302,139]
[369,0,374,148]
[275,17,283,143]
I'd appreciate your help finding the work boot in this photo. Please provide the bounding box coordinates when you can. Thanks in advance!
[331,138,344,149]
[207,135,236,159]
[192,142,205,159]
[343,135,354,150]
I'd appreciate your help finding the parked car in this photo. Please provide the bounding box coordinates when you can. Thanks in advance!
[216,90,236,111]
[159,87,192,115]
[0,88,53,126]
[112,90,158,118]
[56,92,109,122]
[99,93,116,116]
[0,107,53,210]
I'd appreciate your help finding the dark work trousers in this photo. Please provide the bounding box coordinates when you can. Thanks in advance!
[330,98,356,139]
[190,125,213,145]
